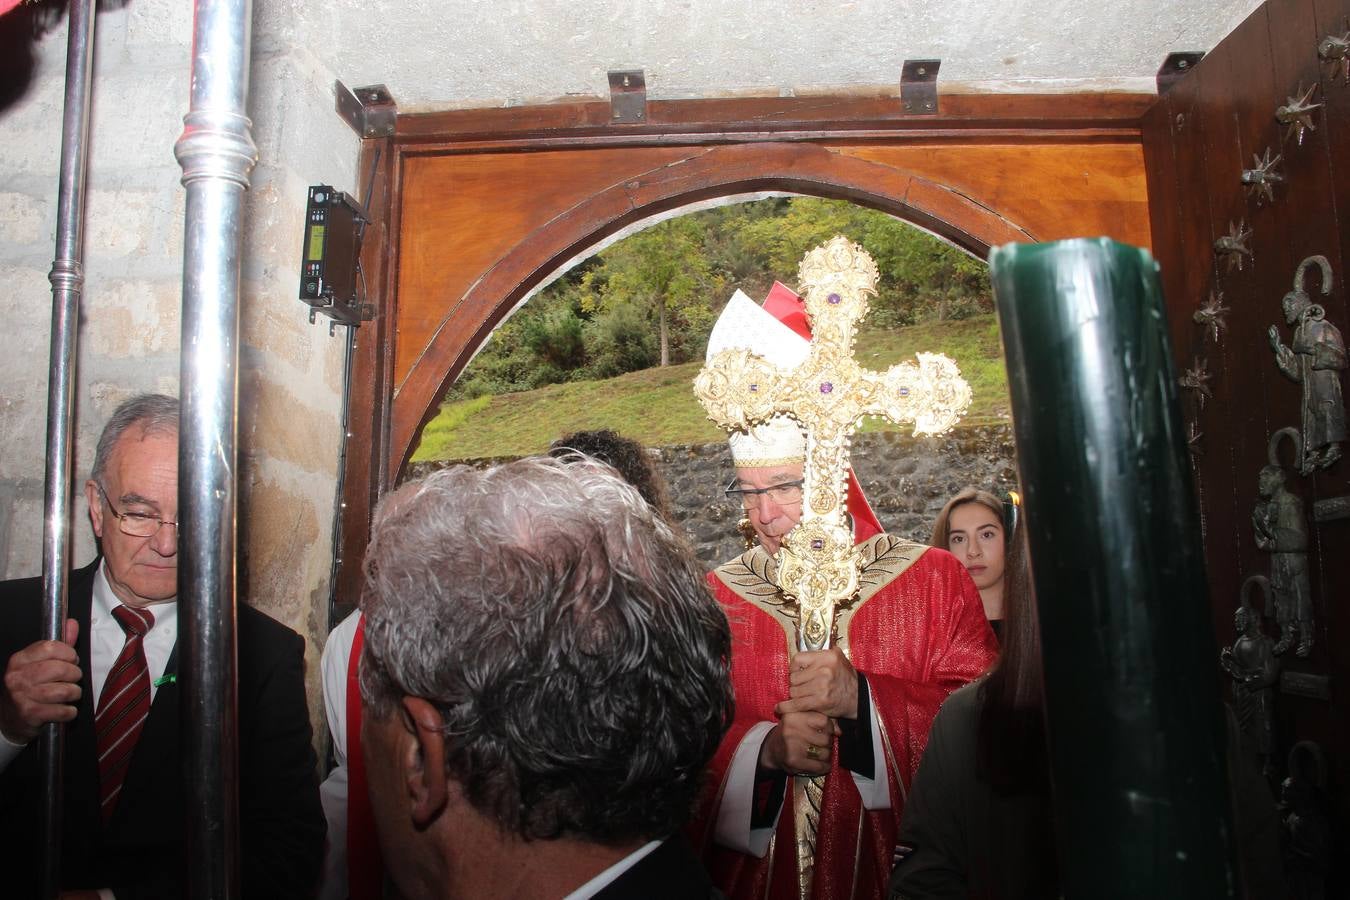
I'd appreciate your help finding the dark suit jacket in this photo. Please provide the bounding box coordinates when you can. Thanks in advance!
[0,561,325,899]
[595,836,725,900]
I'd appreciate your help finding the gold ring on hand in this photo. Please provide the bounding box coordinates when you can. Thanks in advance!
[805,743,821,760]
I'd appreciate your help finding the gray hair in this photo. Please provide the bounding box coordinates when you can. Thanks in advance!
[91,393,180,483]
[359,455,733,842]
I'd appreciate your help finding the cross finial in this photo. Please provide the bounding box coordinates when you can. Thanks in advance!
[695,236,972,649]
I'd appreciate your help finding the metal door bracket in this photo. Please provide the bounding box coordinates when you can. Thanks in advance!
[608,70,647,124]
[901,59,940,115]
[335,81,397,139]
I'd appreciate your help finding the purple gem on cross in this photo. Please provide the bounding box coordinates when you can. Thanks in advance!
[899,387,910,397]
[827,292,841,304]
[750,384,759,392]
[820,382,834,394]
[811,538,824,550]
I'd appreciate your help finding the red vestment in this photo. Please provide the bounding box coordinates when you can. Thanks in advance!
[691,535,998,900]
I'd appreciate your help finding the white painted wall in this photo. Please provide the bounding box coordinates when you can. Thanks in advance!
[325,0,1263,111]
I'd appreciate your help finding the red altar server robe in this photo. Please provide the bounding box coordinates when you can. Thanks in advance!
[692,535,998,900]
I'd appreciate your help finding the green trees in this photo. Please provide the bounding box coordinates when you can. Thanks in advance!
[446,197,993,400]
[584,217,712,367]
[862,211,992,324]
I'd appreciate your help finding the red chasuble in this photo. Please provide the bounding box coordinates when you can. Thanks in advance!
[690,535,998,900]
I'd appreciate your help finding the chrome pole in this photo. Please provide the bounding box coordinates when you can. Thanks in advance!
[172,1,257,896]
[39,1,98,896]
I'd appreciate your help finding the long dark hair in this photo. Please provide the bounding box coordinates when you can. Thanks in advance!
[976,521,1048,791]
[972,520,1059,900]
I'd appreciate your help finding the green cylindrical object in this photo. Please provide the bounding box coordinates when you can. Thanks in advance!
[989,239,1236,899]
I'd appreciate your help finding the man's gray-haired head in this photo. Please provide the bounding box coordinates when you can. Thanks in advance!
[359,455,733,843]
[91,394,180,483]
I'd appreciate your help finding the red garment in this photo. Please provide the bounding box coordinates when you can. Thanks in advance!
[762,281,813,342]
[345,616,385,899]
[691,538,997,900]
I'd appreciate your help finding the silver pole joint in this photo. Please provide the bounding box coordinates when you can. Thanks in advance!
[48,258,84,294]
[174,109,258,189]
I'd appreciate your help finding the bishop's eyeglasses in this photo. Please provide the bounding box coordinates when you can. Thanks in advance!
[94,482,179,539]
[724,478,805,509]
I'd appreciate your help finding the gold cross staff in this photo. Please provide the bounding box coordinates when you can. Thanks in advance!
[695,236,972,650]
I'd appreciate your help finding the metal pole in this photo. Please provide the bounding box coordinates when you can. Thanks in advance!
[989,238,1237,898]
[172,1,257,896]
[39,1,98,895]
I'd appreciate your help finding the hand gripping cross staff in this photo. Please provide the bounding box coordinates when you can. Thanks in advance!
[695,236,973,651]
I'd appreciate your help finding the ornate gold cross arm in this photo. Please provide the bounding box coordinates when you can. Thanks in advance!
[696,236,973,650]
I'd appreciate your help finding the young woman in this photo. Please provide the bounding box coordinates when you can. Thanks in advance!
[931,488,1008,633]
[889,523,1057,899]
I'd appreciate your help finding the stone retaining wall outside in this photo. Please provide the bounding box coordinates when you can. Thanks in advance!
[410,425,1019,568]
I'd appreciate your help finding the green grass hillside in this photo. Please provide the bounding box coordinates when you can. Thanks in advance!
[413,314,1010,462]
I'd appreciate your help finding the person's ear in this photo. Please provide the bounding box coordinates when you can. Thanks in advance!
[400,696,449,828]
[85,480,104,539]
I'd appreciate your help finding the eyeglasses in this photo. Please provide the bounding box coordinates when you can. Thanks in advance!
[95,482,179,539]
[724,478,805,509]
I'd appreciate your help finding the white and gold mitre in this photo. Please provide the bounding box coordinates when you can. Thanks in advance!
[704,290,808,467]
[726,417,805,467]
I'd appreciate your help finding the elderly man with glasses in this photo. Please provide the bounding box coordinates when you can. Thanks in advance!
[0,393,324,898]
[690,286,998,900]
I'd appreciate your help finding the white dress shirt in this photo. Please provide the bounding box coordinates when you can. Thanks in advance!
[317,608,362,900]
[562,839,664,899]
[89,565,178,709]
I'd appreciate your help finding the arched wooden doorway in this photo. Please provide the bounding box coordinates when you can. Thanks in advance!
[337,92,1155,603]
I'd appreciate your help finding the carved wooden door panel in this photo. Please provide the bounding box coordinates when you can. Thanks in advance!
[1144,0,1350,873]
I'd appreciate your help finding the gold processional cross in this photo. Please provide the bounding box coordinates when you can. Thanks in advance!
[695,236,973,650]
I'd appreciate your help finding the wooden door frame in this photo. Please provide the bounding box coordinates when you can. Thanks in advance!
[336,91,1154,609]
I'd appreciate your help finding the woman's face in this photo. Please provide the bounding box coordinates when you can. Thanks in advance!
[947,503,1006,593]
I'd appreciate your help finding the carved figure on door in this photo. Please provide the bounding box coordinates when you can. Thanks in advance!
[1219,578,1278,774]
[1252,430,1313,657]
[1268,255,1346,474]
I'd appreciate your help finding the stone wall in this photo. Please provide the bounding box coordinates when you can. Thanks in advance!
[658,426,1019,567]
[410,425,1019,569]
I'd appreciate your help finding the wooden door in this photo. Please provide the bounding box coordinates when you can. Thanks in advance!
[1143,0,1350,878]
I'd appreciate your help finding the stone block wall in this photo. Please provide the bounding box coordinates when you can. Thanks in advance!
[0,5,359,752]
[658,426,1019,566]
[410,425,1019,569]
[0,5,193,578]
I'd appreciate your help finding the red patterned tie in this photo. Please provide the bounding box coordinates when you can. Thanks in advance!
[96,605,155,821]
